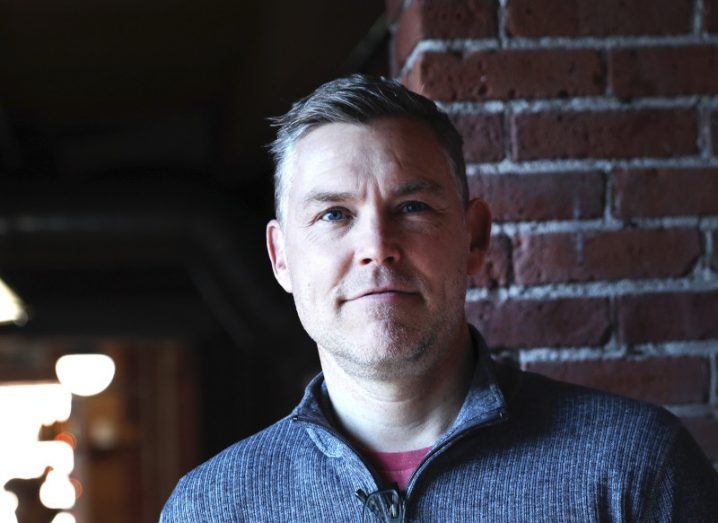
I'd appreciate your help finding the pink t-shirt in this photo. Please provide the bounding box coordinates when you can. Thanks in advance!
[366,446,431,491]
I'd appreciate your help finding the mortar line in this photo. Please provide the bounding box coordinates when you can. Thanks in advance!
[599,43,613,99]
[490,216,718,236]
[466,276,718,301]
[467,156,718,175]
[705,230,716,273]
[497,0,508,48]
[502,103,514,163]
[698,97,712,158]
[704,102,714,158]
[518,341,718,362]
[607,294,620,352]
[710,352,718,404]
[695,0,706,35]
[603,167,615,223]
[401,33,718,60]
[518,347,622,365]
[441,95,708,114]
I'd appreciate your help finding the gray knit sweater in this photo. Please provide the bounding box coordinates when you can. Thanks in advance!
[161,334,718,522]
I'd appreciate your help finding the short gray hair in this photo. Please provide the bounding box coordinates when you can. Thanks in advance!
[268,74,467,223]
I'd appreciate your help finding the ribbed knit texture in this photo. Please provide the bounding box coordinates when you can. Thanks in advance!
[161,333,718,522]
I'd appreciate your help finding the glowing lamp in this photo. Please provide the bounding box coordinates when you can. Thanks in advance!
[55,354,115,397]
[39,471,75,509]
[0,277,26,325]
[0,489,19,523]
[51,513,76,523]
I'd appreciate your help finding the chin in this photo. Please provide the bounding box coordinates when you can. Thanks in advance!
[355,324,437,369]
[361,319,419,347]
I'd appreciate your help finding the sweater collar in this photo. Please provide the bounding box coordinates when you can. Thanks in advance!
[291,325,508,449]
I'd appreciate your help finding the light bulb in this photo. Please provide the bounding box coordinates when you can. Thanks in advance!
[0,277,26,325]
[55,354,115,397]
[39,471,75,509]
[0,489,19,523]
[51,512,76,523]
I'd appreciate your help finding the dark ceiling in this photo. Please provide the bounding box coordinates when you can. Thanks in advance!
[0,0,388,341]
[0,0,387,182]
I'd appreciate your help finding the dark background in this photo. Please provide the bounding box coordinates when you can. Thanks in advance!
[0,0,387,502]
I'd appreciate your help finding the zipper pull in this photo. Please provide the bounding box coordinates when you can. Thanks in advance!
[356,486,405,522]
[355,489,369,503]
[387,485,405,522]
[390,499,399,519]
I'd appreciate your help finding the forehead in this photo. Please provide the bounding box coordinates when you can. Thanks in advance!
[287,117,452,200]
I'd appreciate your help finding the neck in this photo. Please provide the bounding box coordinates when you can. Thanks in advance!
[318,324,475,453]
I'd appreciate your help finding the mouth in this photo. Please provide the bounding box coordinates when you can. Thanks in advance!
[345,287,419,302]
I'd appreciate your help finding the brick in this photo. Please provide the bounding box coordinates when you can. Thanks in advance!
[466,297,610,348]
[713,112,718,154]
[449,113,504,163]
[394,0,498,72]
[618,291,718,344]
[469,234,510,288]
[469,171,604,222]
[523,356,710,404]
[706,0,718,33]
[511,109,697,161]
[682,417,718,461]
[712,232,718,273]
[506,0,692,37]
[614,168,718,218]
[512,229,701,285]
[404,49,604,102]
[610,46,718,98]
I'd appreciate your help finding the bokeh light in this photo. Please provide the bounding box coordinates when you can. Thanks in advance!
[39,470,76,509]
[50,511,76,523]
[55,354,116,397]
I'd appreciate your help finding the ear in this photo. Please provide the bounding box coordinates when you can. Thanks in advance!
[266,219,293,293]
[465,198,492,275]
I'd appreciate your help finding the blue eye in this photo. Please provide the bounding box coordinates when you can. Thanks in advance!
[320,208,348,222]
[401,201,428,213]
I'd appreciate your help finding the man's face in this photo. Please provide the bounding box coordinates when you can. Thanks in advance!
[267,116,489,379]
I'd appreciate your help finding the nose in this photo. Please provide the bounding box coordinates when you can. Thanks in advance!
[354,212,400,267]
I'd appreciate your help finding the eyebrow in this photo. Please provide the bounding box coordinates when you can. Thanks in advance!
[302,190,355,206]
[302,180,444,206]
[393,179,444,197]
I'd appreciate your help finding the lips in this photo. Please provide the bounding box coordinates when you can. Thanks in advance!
[346,287,417,301]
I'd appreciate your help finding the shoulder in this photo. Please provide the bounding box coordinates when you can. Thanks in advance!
[496,363,718,516]
[161,415,309,522]
[496,362,689,459]
[184,414,300,482]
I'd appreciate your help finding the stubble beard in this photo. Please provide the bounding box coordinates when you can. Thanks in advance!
[294,264,469,381]
[307,298,464,382]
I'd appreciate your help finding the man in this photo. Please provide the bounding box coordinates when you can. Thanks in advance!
[162,75,718,521]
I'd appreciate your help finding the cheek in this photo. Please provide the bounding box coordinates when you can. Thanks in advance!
[286,241,345,299]
[417,237,469,293]
[417,228,467,266]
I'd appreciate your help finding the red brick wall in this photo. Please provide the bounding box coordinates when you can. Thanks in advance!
[387,0,718,464]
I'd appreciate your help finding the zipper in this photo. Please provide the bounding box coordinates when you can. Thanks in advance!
[355,486,405,522]
[293,407,506,521]
[292,415,407,521]
[291,414,385,489]
[404,407,506,498]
